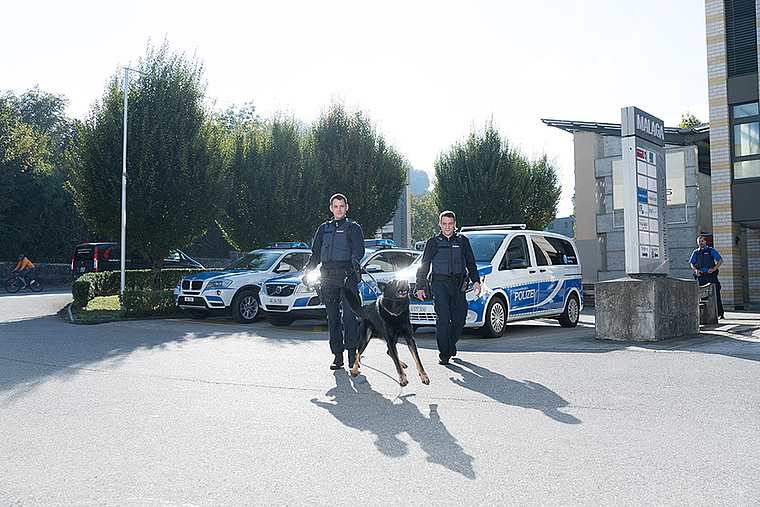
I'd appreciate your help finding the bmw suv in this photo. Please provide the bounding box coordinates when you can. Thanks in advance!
[174,244,311,323]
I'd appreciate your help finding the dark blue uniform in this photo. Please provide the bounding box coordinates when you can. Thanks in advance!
[306,218,365,355]
[416,232,479,362]
[690,245,724,317]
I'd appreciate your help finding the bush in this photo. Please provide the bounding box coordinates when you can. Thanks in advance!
[71,279,93,308]
[70,268,210,306]
[120,289,183,318]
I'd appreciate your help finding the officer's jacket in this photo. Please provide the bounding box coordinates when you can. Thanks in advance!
[416,232,479,287]
[306,218,365,270]
[690,246,721,272]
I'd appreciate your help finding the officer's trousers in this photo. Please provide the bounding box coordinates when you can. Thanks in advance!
[321,275,359,354]
[695,272,725,316]
[431,280,467,360]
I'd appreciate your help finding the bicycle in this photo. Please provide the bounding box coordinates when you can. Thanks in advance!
[5,272,43,293]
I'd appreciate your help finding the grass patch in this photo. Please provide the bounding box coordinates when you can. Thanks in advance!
[71,295,124,320]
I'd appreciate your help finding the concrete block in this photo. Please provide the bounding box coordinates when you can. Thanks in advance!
[595,277,699,341]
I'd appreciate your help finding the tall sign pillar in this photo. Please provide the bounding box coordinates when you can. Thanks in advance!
[595,106,698,342]
[621,106,668,275]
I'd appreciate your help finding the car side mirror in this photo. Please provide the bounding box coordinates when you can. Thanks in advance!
[365,264,381,273]
[509,258,528,269]
[275,263,292,273]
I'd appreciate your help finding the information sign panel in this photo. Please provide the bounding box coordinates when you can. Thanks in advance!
[621,106,668,275]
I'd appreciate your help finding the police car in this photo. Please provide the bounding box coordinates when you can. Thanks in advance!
[259,248,421,326]
[174,243,311,322]
[399,225,583,337]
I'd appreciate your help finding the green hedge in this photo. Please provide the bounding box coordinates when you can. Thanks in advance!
[120,289,183,318]
[70,268,211,307]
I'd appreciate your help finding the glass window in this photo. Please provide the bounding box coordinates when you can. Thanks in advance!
[532,239,549,266]
[463,233,508,263]
[734,159,760,179]
[225,251,281,271]
[733,102,759,118]
[665,151,686,205]
[612,159,623,210]
[734,122,760,157]
[546,237,578,265]
[532,236,564,265]
[499,235,530,270]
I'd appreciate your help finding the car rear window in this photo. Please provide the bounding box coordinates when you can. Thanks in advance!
[74,246,95,261]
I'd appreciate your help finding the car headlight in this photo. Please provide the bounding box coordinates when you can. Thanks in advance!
[206,279,233,289]
[296,283,315,294]
[303,270,321,286]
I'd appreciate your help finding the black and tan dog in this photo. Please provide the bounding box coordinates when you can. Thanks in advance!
[342,278,429,386]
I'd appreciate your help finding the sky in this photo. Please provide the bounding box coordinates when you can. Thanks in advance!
[2,0,709,218]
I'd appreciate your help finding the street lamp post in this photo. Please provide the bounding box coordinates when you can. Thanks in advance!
[120,67,129,296]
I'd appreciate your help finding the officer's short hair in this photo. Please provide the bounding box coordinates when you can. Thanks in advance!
[330,193,348,206]
[439,210,456,222]
[697,235,707,244]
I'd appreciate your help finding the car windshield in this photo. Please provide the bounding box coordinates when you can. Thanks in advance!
[225,251,282,271]
[461,232,508,262]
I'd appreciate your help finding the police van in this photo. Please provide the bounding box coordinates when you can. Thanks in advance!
[400,225,583,337]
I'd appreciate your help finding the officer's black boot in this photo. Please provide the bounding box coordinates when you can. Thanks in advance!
[347,348,357,368]
[330,352,344,370]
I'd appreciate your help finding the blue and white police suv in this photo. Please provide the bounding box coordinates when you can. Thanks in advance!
[174,243,312,323]
[399,225,583,337]
[259,248,421,326]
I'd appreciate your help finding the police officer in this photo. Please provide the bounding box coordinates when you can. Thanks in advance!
[690,235,724,318]
[415,211,481,365]
[305,193,365,370]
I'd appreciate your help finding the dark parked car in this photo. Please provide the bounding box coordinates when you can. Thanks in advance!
[71,242,204,278]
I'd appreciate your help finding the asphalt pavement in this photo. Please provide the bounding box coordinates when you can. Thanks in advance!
[0,289,758,506]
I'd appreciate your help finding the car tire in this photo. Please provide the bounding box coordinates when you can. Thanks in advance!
[481,296,507,338]
[558,293,580,328]
[188,309,209,319]
[231,289,261,323]
[266,314,294,326]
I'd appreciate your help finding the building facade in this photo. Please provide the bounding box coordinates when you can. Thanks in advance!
[705,0,760,308]
[540,1,760,309]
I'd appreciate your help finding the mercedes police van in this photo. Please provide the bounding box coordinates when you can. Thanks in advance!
[399,224,583,337]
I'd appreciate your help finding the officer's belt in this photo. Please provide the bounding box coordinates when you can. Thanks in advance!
[431,273,463,284]
[321,267,353,276]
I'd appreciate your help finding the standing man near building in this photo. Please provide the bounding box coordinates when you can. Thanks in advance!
[690,235,724,319]
[305,193,365,370]
[415,211,481,365]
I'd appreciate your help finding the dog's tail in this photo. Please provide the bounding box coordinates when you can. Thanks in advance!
[340,286,366,318]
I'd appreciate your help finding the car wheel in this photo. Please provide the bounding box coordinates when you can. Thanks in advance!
[266,314,294,326]
[481,296,507,338]
[189,309,209,319]
[558,293,580,328]
[232,289,261,323]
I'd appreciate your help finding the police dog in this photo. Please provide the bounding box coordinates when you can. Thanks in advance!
[342,278,430,386]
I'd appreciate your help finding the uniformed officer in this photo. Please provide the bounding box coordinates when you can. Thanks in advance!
[415,211,481,365]
[305,193,365,370]
[690,235,724,318]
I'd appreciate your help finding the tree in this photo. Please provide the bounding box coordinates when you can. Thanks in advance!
[311,102,407,236]
[679,111,702,129]
[70,41,228,289]
[219,115,316,250]
[409,167,430,194]
[0,90,91,262]
[411,191,439,243]
[433,122,561,230]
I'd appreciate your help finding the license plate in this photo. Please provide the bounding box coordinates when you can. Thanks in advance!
[270,298,282,304]
[182,296,194,303]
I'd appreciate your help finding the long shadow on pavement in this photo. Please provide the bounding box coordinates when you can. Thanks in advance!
[446,359,581,424]
[311,371,476,479]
